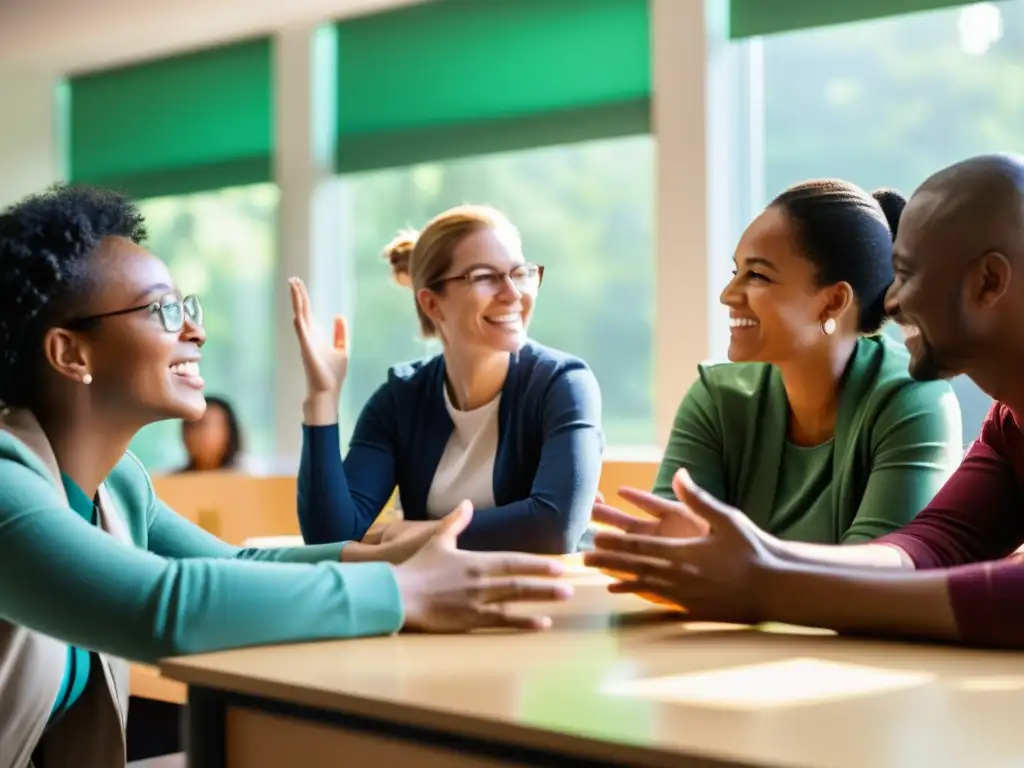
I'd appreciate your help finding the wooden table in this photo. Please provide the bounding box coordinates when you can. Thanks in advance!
[130,663,186,705]
[160,563,1024,768]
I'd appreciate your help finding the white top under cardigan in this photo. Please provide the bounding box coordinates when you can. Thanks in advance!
[424,387,501,518]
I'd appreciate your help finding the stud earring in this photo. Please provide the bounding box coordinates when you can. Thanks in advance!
[81,373,93,385]
[821,318,837,336]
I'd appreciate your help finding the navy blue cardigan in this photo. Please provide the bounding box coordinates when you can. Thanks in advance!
[297,341,604,553]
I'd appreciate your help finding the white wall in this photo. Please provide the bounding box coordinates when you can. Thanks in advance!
[0,0,423,72]
[0,71,62,209]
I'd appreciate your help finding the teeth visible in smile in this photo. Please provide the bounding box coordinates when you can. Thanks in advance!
[488,314,521,323]
[729,317,759,328]
[903,325,921,339]
[170,362,200,377]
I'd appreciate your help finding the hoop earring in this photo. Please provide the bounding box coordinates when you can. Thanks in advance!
[81,373,93,385]
[821,318,837,336]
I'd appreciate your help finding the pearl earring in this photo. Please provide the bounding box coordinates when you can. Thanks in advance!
[821,318,837,336]
[82,374,93,385]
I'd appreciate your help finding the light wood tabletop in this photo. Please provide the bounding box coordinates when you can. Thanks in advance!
[160,561,1024,768]
[129,662,186,705]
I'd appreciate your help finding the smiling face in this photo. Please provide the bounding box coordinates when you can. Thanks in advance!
[45,236,208,424]
[883,191,959,380]
[883,186,1010,382]
[416,226,538,354]
[721,206,853,364]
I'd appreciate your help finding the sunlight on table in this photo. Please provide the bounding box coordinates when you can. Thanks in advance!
[955,675,1024,692]
[601,657,935,710]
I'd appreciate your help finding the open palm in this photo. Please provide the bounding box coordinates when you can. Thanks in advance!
[589,478,712,608]
[591,482,710,541]
[289,277,348,396]
[586,470,776,625]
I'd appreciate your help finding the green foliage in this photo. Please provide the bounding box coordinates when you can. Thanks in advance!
[129,137,654,470]
[130,186,279,470]
[344,136,655,448]
[761,2,1021,443]
[127,2,1022,466]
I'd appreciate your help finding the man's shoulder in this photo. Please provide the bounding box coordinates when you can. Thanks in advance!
[979,402,1022,453]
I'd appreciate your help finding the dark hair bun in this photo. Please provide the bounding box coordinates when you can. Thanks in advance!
[771,180,899,336]
[871,188,907,242]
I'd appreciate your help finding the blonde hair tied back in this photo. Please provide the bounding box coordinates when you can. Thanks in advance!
[380,204,520,338]
[382,228,418,287]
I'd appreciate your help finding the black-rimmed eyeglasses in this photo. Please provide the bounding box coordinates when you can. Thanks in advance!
[63,294,203,334]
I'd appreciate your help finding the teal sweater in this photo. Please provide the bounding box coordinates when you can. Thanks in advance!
[50,474,98,721]
[0,434,405,668]
[654,335,963,543]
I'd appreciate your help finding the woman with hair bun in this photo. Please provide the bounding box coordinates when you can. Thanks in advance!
[292,204,604,554]
[596,181,962,546]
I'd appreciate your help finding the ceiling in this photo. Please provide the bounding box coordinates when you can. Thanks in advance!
[0,0,422,73]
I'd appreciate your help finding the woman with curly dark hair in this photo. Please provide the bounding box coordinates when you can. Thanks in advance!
[0,185,570,768]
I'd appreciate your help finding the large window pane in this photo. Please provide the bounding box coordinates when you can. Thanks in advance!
[132,184,278,472]
[759,1,1023,445]
[341,136,654,447]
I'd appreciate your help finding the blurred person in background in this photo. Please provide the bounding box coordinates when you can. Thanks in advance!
[178,394,242,472]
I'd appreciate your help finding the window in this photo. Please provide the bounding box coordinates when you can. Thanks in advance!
[130,184,279,472]
[340,135,655,448]
[756,1,1022,445]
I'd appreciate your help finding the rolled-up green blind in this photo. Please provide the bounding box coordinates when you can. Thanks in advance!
[335,0,651,173]
[69,38,273,199]
[730,0,972,39]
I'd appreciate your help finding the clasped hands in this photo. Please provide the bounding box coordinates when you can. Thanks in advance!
[584,469,781,626]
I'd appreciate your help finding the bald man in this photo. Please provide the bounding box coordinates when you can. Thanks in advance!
[586,153,1024,648]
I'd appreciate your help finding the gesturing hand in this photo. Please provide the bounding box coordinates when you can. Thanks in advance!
[591,483,710,540]
[584,469,776,625]
[394,501,573,632]
[289,277,349,402]
[588,478,710,606]
[368,521,444,564]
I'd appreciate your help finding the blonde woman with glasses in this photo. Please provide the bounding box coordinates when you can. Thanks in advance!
[291,204,604,554]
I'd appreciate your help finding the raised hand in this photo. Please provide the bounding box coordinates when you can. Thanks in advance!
[289,277,348,422]
[584,469,777,624]
[394,501,573,632]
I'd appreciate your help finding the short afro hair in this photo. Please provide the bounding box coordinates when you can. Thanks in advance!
[0,184,147,409]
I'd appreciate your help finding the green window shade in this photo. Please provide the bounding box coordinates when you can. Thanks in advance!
[69,39,273,199]
[730,0,973,39]
[335,0,651,173]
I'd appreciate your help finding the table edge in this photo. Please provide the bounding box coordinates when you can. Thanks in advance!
[161,661,754,768]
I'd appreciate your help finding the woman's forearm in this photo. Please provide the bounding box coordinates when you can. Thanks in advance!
[302,392,340,426]
[766,537,914,570]
[340,540,400,563]
[298,423,369,543]
[757,561,958,642]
